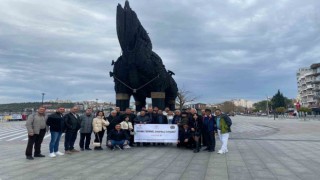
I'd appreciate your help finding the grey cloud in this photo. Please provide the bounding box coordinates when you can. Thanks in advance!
[0,0,319,104]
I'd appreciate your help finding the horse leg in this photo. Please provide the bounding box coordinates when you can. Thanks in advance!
[133,95,146,112]
[151,92,165,110]
[116,93,131,111]
[165,97,176,111]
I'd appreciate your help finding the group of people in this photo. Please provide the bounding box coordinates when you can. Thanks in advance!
[25,105,232,160]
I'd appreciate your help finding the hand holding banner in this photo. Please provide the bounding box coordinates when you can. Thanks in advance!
[134,124,178,143]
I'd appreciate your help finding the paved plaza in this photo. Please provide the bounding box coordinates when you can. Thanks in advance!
[0,116,320,180]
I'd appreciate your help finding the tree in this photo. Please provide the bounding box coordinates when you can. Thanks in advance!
[299,107,311,120]
[253,100,268,112]
[275,107,286,116]
[271,90,286,109]
[175,87,198,110]
[219,101,235,114]
[284,98,294,108]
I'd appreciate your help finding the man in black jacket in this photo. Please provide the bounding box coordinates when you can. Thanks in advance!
[64,106,81,154]
[152,110,168,146]
[134,110,151,147]
[107,124,130,150]
[47,107,65,158]
[153,110,168,124]
[177,124,192,148]
[106,110,121,143]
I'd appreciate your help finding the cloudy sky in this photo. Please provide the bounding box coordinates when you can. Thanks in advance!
[0,0,319,104]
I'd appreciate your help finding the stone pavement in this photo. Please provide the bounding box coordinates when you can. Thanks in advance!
[1,116,320,180]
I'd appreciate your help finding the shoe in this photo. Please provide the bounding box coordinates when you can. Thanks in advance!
[124,145,131,149]
[193,149,200,153]
[65,151,72,154]
[80,148,84,151]
[34,154,45,157]
[116,145,123,150]
[203,147,209,151]
[55,151,64,156]
[99,147,103,150]
[208,149,215,152]
[70,149,80,153]
[217,150,224,154]
[49,153,56,158]
[26,156,34,160]
[85,148,92,150]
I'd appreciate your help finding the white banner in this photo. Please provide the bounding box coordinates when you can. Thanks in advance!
[134,124,178,143]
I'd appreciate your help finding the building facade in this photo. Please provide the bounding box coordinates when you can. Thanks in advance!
[232,99,254,109]
[297,63,320,108]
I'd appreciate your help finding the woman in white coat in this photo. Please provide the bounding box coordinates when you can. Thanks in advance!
[92,111,109,150]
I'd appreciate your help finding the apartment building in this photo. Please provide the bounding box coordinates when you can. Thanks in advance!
[297,63,320,108]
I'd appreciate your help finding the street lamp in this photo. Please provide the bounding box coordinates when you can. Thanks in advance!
[41,93,45,106]
[266,96,270,117]
[96,98,99,110]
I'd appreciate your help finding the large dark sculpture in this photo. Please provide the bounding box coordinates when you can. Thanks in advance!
[110,1,178,111]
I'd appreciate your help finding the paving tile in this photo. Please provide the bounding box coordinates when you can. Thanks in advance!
[1,116,320,180]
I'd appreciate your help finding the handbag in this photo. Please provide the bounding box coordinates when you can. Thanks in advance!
[92,132,101,147]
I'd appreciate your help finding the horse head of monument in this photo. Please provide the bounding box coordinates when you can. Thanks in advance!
[116,0,152,54]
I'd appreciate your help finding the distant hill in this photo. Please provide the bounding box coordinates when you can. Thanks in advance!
[0,102,75,113]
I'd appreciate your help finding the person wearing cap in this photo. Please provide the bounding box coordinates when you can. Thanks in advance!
[202,109,216,152]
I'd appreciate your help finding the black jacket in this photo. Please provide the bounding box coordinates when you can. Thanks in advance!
[64,112,81,132]
[189,117,203,134]
[106,115,121,132]
[134,115,151,124]
[179,128,192,141]
[108,129,129,141]
[172,115,181,124]
[153,115,168,124]
[46,112,65,132]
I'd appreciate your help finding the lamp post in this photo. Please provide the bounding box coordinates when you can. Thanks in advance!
[245,100,248,114]
[96,98,99,111]
[266,96,270,117]
[41,93,45,106]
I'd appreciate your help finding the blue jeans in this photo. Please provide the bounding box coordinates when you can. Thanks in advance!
[49,131,62,153]
[111,140,125,147]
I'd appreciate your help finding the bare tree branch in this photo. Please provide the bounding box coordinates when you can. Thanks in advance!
[175,86,198,110]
